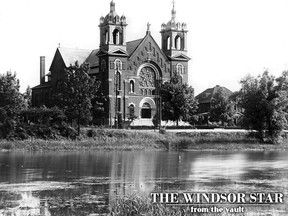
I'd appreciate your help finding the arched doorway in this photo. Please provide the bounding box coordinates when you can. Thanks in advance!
[141,102,152,118]
[139,97,156,120]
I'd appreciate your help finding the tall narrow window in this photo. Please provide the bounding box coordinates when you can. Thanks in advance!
[129,104,135,118]
[115,71,121,91]
[129,80,135,93]
[167,36,170,50]
[101,60,106,73]
[113,29,120,44]
[175,35,181,50]
[105,31,109,44]
[117,98,121,112]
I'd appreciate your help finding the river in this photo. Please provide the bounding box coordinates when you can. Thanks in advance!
[0,151,287,215]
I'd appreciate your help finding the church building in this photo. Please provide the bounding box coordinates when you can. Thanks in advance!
[32,0,190,126]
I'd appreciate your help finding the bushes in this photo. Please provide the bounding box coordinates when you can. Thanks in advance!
[1,107,77,140]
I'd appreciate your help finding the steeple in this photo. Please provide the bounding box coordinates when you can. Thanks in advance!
[160,0,188,57]
[99,0,127,52]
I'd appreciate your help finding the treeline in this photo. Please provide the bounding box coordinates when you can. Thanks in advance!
[198,71,288,143]
[1,64,288,143]
[0,73,77,140]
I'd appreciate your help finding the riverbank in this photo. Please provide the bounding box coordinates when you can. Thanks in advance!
[1,128,288,151]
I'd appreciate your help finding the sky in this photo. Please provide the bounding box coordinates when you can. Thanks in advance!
[1,0,288,95]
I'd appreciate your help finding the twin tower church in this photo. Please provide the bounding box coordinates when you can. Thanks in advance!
[32,0,190,126]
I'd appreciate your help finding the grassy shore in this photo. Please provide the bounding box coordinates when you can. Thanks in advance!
[0,128,288,151]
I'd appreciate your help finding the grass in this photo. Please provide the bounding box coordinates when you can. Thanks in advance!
[109,193,188,216]
[0,128,288,151]
[109,193,288,216]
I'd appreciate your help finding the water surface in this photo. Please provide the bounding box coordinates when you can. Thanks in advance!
[0,151,287,215]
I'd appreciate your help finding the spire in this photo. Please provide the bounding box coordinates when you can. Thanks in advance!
[110,0,115,12]
[171,0,176,21]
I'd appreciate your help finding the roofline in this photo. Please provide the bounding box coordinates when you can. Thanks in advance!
[128,33,169,62]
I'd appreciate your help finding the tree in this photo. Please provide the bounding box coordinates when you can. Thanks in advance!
[23,86,32,108]
[53,62,101,135]
[0,71,25,138]
[209,88,236,126]
[0,71,24,116]
[160,74,198,126]
[239,71,288,143]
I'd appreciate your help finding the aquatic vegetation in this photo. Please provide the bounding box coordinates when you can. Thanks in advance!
[0,129,288,151]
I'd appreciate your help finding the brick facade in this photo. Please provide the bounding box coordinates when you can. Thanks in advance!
[32,1,190,126]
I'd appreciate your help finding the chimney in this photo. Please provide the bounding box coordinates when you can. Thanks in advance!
[40,56,45,84]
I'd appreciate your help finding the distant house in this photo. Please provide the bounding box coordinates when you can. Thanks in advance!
[31,1,190,127]
[195,85,233,124]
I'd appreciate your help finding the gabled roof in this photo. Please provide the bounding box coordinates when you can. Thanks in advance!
[58,47,92,67]
[170,53,191,61]
[86,49,99,67]
[196,85,233,104]
[127,33,169,62]
[127,38,143,55]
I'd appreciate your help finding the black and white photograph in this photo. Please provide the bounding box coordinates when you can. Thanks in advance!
[0,0,288,215]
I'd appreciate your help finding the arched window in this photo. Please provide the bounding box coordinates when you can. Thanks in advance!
[115,71,121,91]
[152,90,155,95]
[176,63,184,74]
[167,36,170,50]
[129,104,135,119]
[129,80,135,93]
[113,29,120,44]
[144,89,148,95]
[105,30,109,44]
[175,35,181,50]
[101,59,106,73]
[141,102,151,118]
[114,59,122,70]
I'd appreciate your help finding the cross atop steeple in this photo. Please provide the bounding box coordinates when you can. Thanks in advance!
[171,0,176,21]
[110,0,115,12]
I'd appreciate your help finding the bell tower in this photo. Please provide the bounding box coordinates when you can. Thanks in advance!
[160,0,188,58]
[99,0,127,52]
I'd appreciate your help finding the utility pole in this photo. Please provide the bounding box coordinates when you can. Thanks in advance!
[157,78,162,130]
[123,80,126,122]
[115,68,119,129]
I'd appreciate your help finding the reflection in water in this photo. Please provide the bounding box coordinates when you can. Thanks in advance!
[0,151,287,215]
[190,153,247,182]
[0,192,51,216]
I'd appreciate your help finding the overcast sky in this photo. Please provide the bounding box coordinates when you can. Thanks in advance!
[1,0,288,95]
